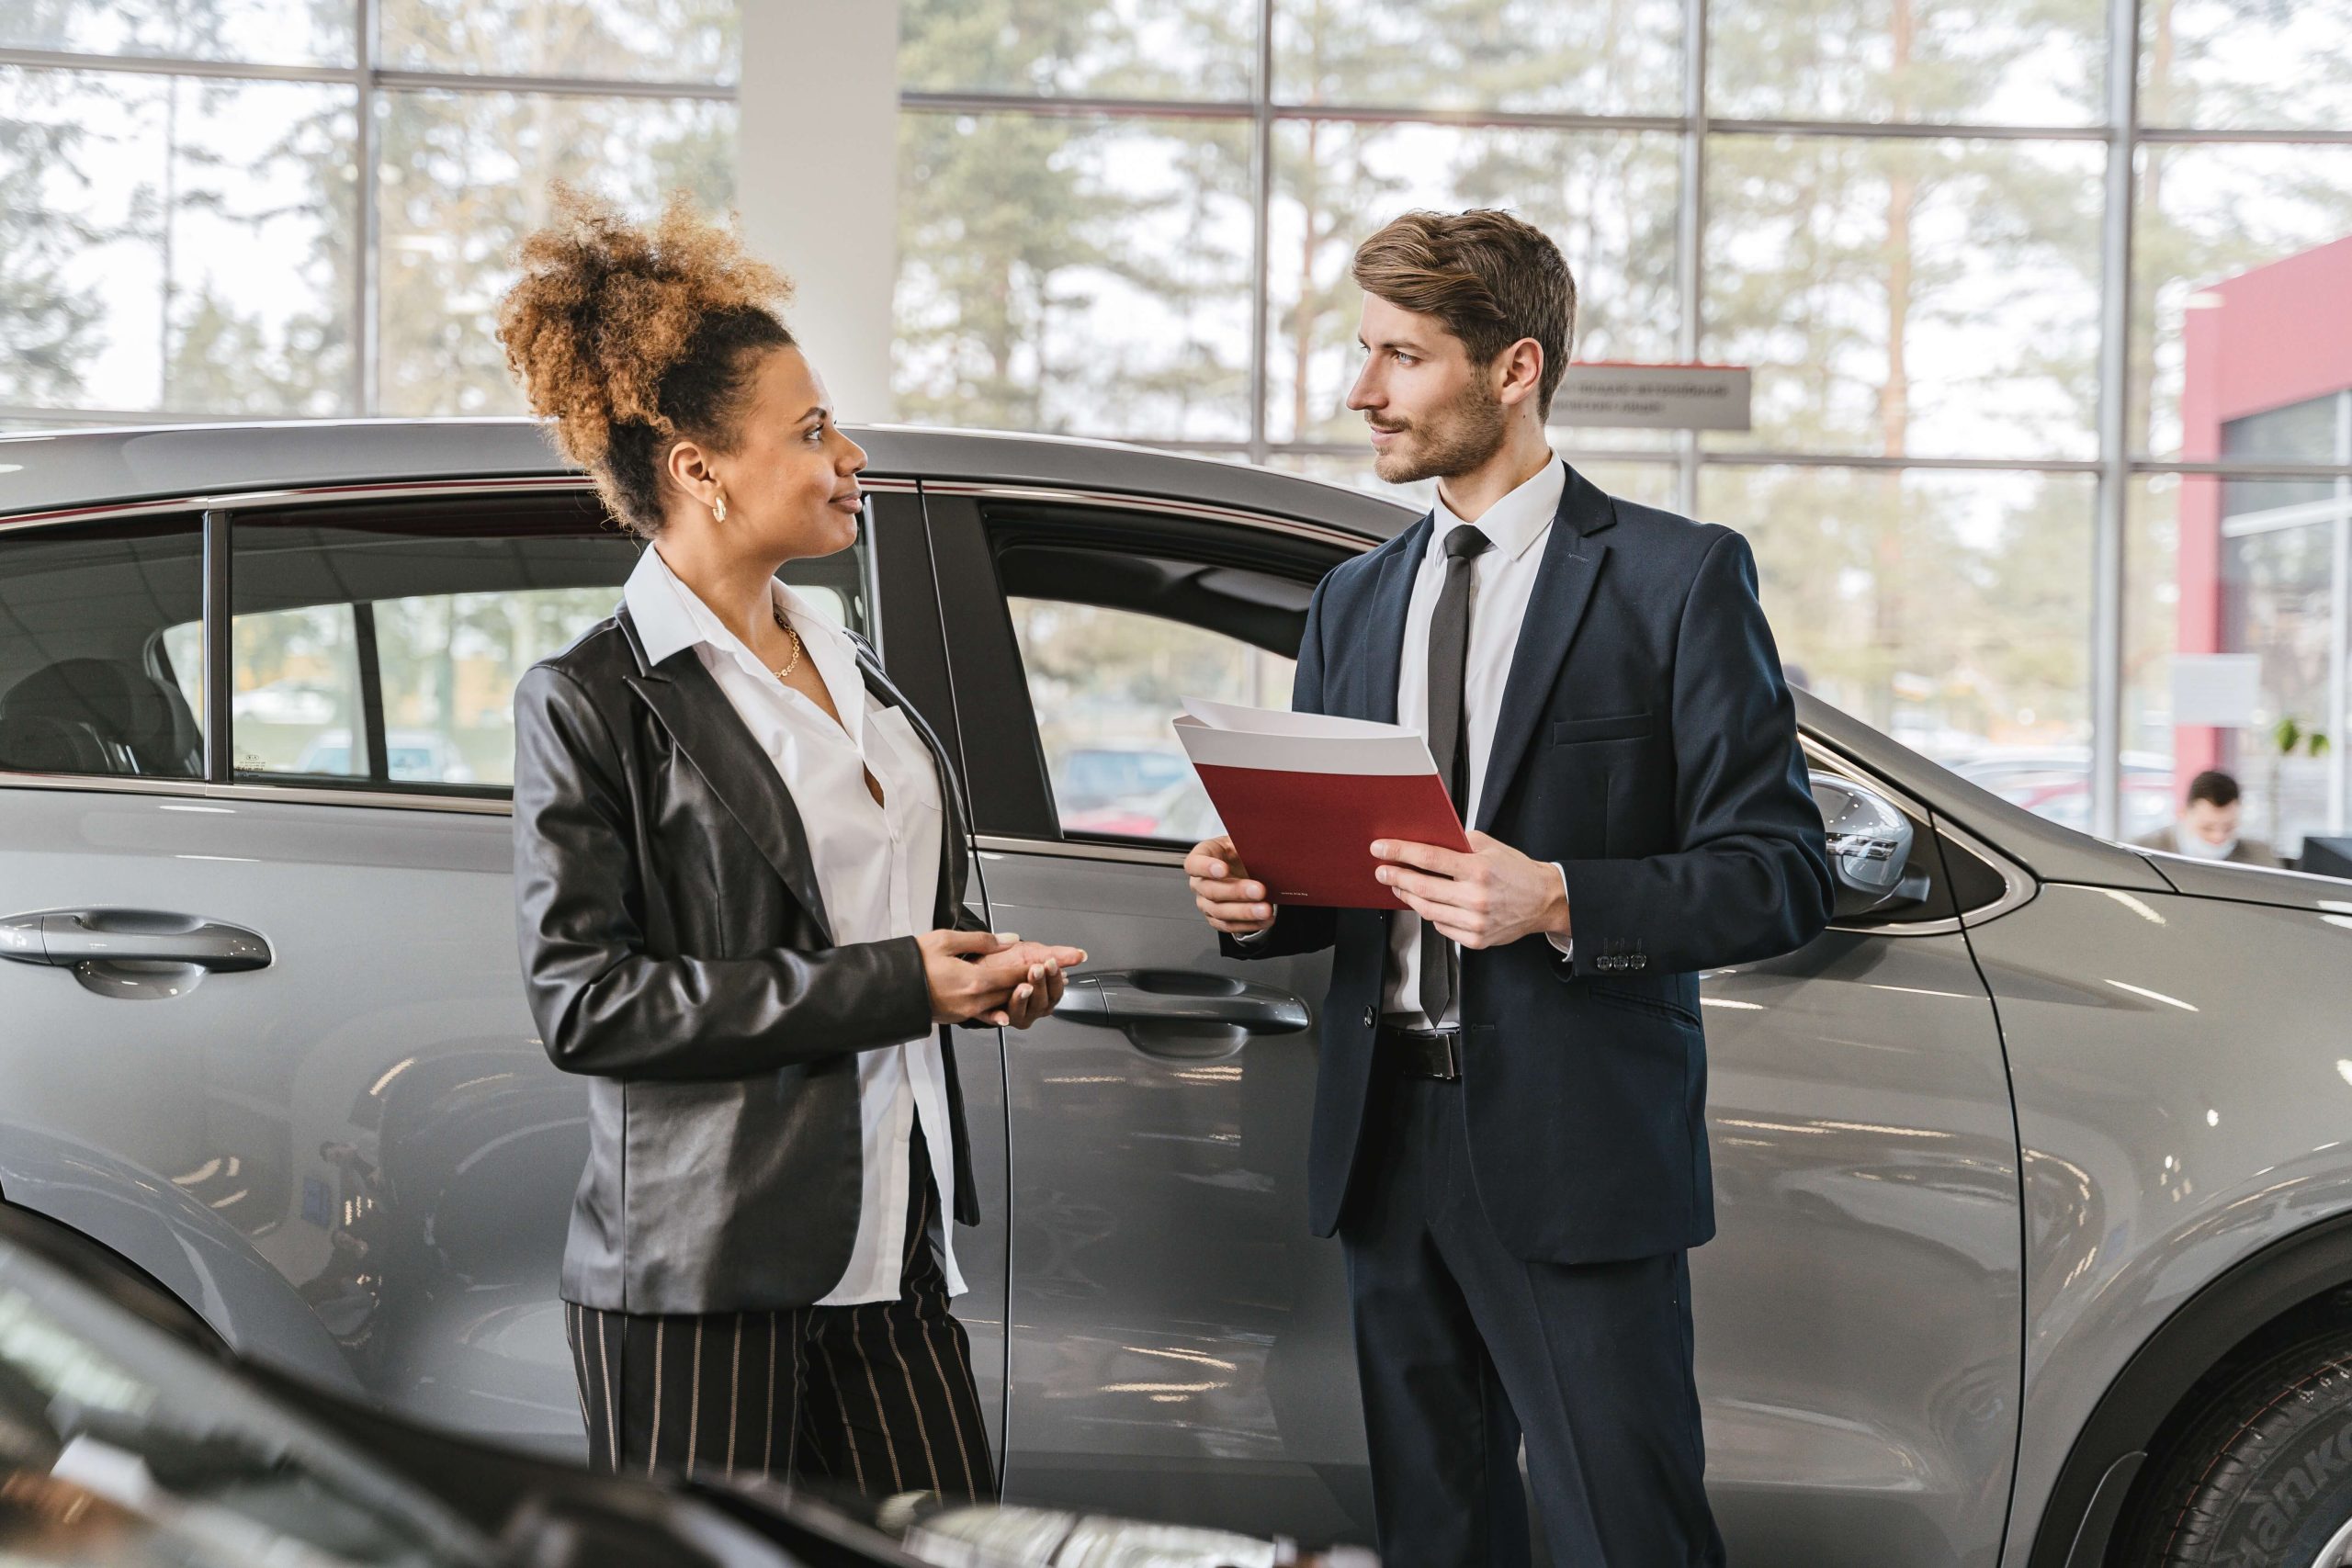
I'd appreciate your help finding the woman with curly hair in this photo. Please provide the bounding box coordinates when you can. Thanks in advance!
[501,186,1077,1499]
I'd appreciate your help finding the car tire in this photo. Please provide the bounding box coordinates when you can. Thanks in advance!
[2119,1326,2352,1567]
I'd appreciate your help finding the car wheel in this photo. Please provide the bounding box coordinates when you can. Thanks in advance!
[2120,1327,2352,1566]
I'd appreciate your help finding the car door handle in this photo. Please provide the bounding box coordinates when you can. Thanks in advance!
[0,909,271,973]
[1055,969,1310,1059]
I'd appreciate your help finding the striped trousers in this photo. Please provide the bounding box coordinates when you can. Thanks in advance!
[562,1129,996,1502]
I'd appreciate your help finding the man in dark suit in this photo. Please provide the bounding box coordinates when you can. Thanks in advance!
[1187,209,1833,1565]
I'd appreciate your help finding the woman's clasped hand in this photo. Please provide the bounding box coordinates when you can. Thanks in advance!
[919,930,1087,1030]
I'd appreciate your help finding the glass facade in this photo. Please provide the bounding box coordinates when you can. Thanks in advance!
[892,0,2352,855]
[5,0,2349,851]
[0,0,735,423]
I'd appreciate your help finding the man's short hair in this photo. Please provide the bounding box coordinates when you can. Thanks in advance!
[1351,209,1577,419]
[2186,769,2241,808]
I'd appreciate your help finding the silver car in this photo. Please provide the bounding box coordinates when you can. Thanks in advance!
[3,421,2351,1568]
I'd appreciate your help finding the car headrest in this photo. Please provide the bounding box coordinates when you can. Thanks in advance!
[0,658,203,779]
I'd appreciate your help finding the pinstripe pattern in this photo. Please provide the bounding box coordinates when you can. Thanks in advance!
[562,1132,994,1502]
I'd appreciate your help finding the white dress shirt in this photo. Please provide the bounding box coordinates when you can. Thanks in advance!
[624,545,965,1305]
[1384,456,1577,1027]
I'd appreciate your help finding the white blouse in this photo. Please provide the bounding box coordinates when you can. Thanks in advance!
[623,545,963,1305]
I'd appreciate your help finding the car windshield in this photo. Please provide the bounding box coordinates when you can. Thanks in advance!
[0,1239,494,1568]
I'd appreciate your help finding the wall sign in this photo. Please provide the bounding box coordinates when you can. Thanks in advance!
[1550,363,1753,431]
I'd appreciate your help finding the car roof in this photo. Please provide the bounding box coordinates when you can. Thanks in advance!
[6,418,2183,897]
[0,418,1418,539]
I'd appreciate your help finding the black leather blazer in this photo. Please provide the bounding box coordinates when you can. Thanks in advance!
[512,605,986,1315]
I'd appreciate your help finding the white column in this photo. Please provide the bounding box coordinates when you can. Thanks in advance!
[735,0,901,423]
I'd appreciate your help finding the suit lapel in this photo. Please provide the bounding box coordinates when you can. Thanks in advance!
[1475,468,1615,834]
[619,607,836,946]
[1355,513,1432,724]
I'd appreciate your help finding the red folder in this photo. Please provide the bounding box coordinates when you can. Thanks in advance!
[1173,698,1472,909]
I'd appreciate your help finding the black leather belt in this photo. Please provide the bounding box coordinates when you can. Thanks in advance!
[1377,1022,1463,1081]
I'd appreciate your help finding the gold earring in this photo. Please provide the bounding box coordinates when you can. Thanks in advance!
[712,489,727,523]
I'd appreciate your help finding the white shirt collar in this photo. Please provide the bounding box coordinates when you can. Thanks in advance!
[623,543,842,674]
[1431,454,1566,565]
[626,546,871,750]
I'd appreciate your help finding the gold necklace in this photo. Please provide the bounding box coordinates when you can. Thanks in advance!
[769,603,803,681]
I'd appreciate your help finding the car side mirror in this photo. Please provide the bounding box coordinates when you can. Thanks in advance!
[1808,772,1932,919]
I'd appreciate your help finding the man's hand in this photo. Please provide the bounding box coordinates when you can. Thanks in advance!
[1186,835,1276,936]
[1371,831,1571,950]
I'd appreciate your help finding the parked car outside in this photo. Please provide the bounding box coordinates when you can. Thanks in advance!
[1945,746,2178,843]
[5,422,2352,1568]
[296,728,480,785]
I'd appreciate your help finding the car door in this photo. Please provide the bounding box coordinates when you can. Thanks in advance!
[1692,751,2026,1567]
[917,470,2027,1561]
[0,481,1012,1469]
[917,484,1368,1541]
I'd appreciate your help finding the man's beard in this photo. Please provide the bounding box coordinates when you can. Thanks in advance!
[1371,377,1509,484]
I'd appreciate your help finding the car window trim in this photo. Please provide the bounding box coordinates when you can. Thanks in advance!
[0,479,906,807]
[0,474,923,534]
[919,480,1379,552]
[932,492,2041,931]
[930,487,1351,844]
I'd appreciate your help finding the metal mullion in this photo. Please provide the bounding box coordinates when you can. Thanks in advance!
[2220,497,2352,536]
[1707,116,2108,141]
[2331,390,2350,836]
[2090,0,2143,840]
[354,0,377,418]
[1695,450,2105,473]
[899,89,1255,122]
[371,67,732,101]
[2133,460,2352,480]
[0,45,364,85]
[1676,0,1706,518]
[2136,124,2352,145]
[1247,0,1274,466]
[0,45,733,102]
[1268,101,1685,134]
[1271,440,1687,467]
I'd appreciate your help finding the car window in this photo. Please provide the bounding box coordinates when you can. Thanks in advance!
[0,517,207,783]
[973,513,1329,845]
[1009,598,1295,840]
[230,491,869,796]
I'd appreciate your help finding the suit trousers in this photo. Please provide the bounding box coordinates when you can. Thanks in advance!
[563,1124,996,1502]
[1341,1067,1726,1567]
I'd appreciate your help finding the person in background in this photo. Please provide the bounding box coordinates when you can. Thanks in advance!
[2132,769,2280,867]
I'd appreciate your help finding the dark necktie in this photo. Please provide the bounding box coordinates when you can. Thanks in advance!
[1419,522,1491,1029]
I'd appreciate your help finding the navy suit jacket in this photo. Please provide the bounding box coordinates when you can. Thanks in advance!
[1225,464,1833,1263]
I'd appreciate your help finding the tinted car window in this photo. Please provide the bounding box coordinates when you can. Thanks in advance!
[0,518,206,783]
[1009,597,1295,840]
[984,518,1327,845]
[229,492,870,795]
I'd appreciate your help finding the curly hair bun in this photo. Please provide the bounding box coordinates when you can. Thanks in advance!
[497,184,795,529]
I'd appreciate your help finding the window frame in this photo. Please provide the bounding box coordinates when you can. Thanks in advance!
[920,477,2036,927]
[0,475,901,812]
[923,481,1365,854]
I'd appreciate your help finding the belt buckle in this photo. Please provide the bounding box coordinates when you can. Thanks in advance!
[1429,1027,1463,1081]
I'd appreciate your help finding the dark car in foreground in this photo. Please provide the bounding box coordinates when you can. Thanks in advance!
[5,421,2352,1568]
